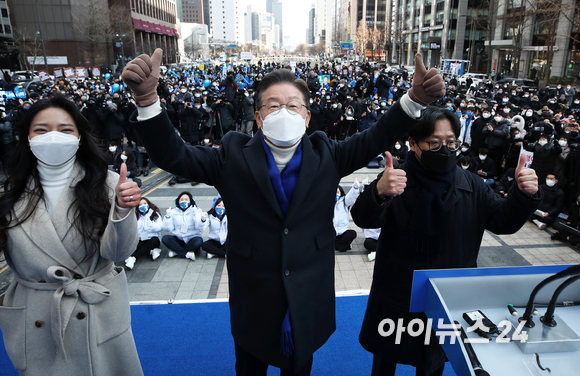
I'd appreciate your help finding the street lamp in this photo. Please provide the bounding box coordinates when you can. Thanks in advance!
[460,14,475,72]
[116,8,135,69]
[34,0,49,73]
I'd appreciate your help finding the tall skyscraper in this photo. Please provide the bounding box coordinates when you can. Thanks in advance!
[270,0,283,47]
[307,6,315,44]
[244,5,252,44]
[209,0,242,44]
[251,12,261,42]
[179,0,203,24]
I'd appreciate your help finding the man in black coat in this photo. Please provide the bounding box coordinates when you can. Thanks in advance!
[531,173,564,229]
[351,107,541,376]
[122,50,445,376]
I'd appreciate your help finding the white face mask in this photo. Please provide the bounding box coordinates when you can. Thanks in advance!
[538,140,548,146]
[503,108,510,113]
[461,147,468,152]
[181,89,187,93]
[494,116,502,122]
[204,139,210,144]
[461,165,469,170]
[559,140,567,146]
[109,146,117,152]
[332,104,338,109]
[261,109,306,147]
[526,111,533,116]
[29,131,80,166]
[483,113,491,119]
[479,155,487,161]
[507,176,514,181]
[120,154,128,161]
[395,144,401,150]
[546,179,556,187]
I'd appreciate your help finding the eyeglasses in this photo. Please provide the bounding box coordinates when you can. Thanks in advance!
[259,101,306,116]
[420,139,462,152]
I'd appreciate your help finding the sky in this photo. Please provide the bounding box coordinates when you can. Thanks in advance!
[239,0,313,48]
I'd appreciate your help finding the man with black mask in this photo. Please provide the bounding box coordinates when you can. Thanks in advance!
[351,106,542,376]
[355,72,375,100]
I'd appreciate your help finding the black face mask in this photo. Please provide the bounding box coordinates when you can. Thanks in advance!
[572,131,579,137]
[418,147,457,174]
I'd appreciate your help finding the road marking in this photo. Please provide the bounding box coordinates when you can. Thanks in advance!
[143,178,172,197]
[0,265,8,275]
[140,168,161,183]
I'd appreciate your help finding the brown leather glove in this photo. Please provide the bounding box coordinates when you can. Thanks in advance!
[121,48,162,107]
[407,53,446,106]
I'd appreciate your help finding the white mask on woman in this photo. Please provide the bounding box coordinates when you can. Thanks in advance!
[538,140,548,146]
[29,132,80,166]
[120,154,128,161]
[261,109,306,147]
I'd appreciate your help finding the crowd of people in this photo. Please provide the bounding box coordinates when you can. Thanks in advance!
[2,58,580,240]
[0,46,562,375]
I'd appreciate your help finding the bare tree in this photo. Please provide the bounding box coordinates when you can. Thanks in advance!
[108,4,136,67]
[369,27,385,62]
[73,0,110,66]
[296,43,308,56]
[356,22,369,62]
[469,0,498,76]
[12,26,43,71]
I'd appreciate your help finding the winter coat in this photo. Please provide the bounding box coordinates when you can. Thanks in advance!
[482,120,509,149]
[0,118,13,145]
[334,186,360,236]
[0,164,142,376]
[137,209,163,241]
[351,166,542,371]
[524,141,562,183]
[163,205,205,243]
[201,214,228,245]
[241,95,255,121]
[130,100,418,371]
[538,183,565,217]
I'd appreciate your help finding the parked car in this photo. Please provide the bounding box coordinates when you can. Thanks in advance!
[495,78,537,90]
[458,73,489,87]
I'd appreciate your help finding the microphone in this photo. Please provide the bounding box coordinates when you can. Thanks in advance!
[521,264,580,328]
[455,321,490,376]
[540,275,580,327]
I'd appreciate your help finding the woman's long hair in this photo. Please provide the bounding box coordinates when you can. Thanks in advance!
[135,197,160,222]
[0,94,111,257]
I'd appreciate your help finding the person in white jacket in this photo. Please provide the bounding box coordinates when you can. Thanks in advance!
[334,179,364,251]
[200,197,228,259]
[162,191,205,260]
[125,197,163,269]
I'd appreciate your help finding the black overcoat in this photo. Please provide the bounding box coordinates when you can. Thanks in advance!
[130,101,418,370]
[351,164,542,371]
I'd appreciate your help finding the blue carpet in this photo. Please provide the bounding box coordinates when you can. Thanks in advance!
[1,295,457,375]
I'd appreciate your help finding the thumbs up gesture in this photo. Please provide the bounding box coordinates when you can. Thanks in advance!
[408,53,446,106]
[515,153,538,196]
[116,163,141,208]
[375,152,407,199]
[121,48,163,107]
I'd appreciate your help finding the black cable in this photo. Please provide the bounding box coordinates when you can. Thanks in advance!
[535,353,551,373]
[540,275,580,327]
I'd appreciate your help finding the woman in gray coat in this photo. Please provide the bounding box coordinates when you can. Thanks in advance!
[0,95,143,375]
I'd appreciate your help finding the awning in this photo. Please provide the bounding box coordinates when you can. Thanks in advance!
[132,18,177,37]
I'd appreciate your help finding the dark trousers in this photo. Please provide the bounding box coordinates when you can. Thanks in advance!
[335,229,357,251]
[162,235,203,256]
[364,238,378,252]
[234,342,313,376]
[202,239,227,257]
[132,237,160,259]
[371,356,445,376]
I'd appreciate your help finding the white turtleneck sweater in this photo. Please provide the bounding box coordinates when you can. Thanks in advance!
[37,158,131,219]
[37,157,76,218]
[264,137,300,171]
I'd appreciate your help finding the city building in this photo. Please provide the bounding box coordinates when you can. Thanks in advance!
[6,0,178,71]
[315,0,326,45]
[244,5,252,44]
[180,22,209,59]
[179,0,203,24]
[209,0,242,45]
[270,0,283,48]
[0,0,15,70]
[251,12,261,42]
[307,5,315,45]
